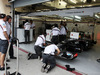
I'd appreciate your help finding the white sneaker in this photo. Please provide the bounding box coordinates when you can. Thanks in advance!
[41,63,46,72]
[45,65,50,73]
[38,56,40,60]
[40,58,43,61]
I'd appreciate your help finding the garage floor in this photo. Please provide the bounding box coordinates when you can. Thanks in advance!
[19,40,100,75]
[0,47,76,75]
[56,40,100,75]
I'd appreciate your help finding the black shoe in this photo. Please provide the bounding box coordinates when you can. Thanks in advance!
[67,68,75,71]
[97,59,100,62]
[27,53,32,60]
[0,66,10,71]
[6,59,10,62]
[28,53,31,57]
[65,65,70,69]
[10,57,17,59]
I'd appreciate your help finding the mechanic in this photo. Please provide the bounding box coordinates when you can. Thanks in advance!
[72,24,78,32]
[51,24,60,44]
[59,21,68,42]
[24,20,31,43]
[0,14,10,70]
[34,28,46,60]
[6,15,16,59]
[41,42,60,73]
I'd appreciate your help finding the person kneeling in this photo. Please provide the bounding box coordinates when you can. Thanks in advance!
[41,43,60,73]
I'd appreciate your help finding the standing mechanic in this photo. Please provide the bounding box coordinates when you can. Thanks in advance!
[51,24,60,44]
[41,43,60,73]
[6,15,16,59]
[24,20,31,43]
[72,24,78,32]
[59,21,68,42]
[30,20,35,40]
[0,14,10,70]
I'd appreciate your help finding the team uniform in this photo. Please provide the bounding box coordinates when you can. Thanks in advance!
[24,22,31,43]
[0,20,8,54]
[59,26,68,42]
[51,27,60,44]
[42,44,58,72]
[34,34,45,59]
[6,21,15,58]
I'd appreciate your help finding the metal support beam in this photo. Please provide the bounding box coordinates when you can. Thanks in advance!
[11,2,15,38]
[14,0,50,8]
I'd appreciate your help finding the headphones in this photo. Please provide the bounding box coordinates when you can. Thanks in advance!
[0,14,6,18]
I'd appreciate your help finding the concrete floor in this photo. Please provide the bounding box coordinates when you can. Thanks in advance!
[19,40,100,75]
[0,46,76,75]
[0,40,100,75]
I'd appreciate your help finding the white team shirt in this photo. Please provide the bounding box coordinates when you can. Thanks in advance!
[35,35,45,47]
[24,22,31,30]
[0,20,7,40]
[6,21,11,35]
[60,26,67,35]
[43,44,58,55]
[51,27,60,36]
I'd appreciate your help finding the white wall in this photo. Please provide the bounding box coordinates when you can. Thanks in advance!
[0,0,11,15]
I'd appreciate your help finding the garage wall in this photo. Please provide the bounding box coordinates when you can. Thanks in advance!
[0,0,11,15]
[34,21,44,38]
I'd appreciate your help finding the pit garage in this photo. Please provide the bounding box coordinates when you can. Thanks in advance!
[2,0,100,75]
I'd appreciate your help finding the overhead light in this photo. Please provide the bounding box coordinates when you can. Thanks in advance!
[64,17,73,20]
[36,10,41,12]
[59,0,67,5]
[75,16,81,19]
[95,14,100,18]
[70,0,77,4]
[81,0,86,3]
[93,0,96,2]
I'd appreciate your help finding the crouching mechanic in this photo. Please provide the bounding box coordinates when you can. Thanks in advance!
[34,31,46,60]
[41,43,60,73]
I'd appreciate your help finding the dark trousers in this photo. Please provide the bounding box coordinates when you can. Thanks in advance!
[33,29,35,39]
[9,42,14,58]
[51,36,59,44]
[59,35,66,42]
[42,54,56,71]
[9,36,14,58]
[34,46,44,58]
[25,30,30,43]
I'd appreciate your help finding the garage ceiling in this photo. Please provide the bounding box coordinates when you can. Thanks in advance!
[15,0,100,22]
[15,0,100,12]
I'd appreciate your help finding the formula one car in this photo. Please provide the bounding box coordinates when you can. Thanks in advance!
[56,41,78,60]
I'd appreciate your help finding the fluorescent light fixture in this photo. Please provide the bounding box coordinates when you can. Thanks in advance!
[36,10,41,12]
[59,1,67,5]
[70,0,77,4]
[75,16,81,19]
[64,17,73,19]
[93,0,96,2]
[95,14,99,18]
[81,0,86,3]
